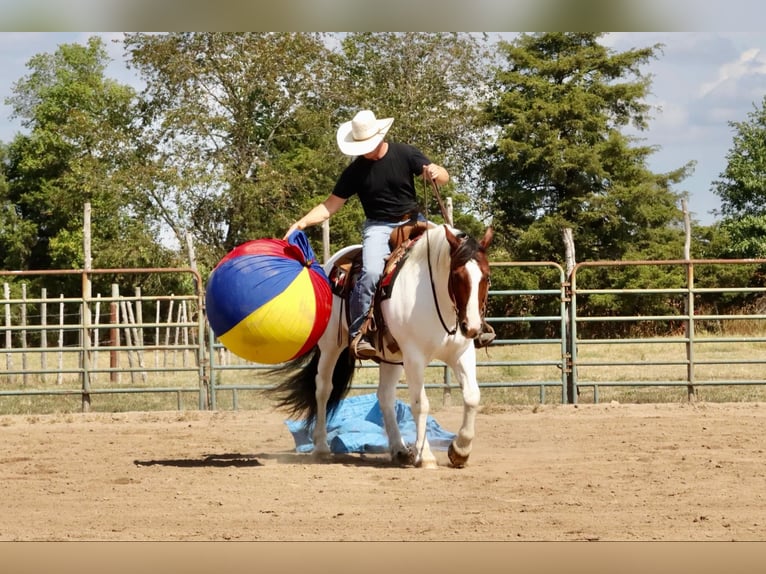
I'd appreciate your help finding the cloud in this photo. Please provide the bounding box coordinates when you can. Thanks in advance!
[699,48,766,98]
[603,33,766,223]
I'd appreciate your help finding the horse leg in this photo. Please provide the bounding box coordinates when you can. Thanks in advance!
[311,345,343,458]
[446,349,480,468]
[377,363,412,465]
[403,359,438,469]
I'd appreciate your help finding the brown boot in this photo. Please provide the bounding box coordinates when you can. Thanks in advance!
[351,334,378,359]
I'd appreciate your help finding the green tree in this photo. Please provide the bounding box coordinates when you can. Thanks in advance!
[3,37,173,276]
[0,142,38,270]
[122,33,493,271]
[123,32,341,271]
[712,95,766,257]
[480,33,692,263]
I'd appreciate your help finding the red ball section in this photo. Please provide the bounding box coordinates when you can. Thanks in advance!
[205,232,331,364]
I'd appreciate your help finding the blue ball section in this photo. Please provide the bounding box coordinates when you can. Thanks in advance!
[206,251,300,338]
[204,231,332,364]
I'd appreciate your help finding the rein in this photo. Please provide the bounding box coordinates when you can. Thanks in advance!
[425,227,458,336]
[422,175,452,225]
[420,175,458,335]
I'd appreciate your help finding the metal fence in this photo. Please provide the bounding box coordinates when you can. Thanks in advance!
[570,258,766,403]
[2,258,766,413]
[0,267,207,412]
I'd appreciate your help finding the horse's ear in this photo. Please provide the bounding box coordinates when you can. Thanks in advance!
[444,224,462,251]
[480,226,494,250]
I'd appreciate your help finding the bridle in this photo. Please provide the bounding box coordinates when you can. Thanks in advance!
[421,176,490,338]
[425,227,458,336]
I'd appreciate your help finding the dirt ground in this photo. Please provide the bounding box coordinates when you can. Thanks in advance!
[1,400,765,541]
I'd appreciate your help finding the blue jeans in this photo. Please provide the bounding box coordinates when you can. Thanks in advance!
[349,215,426,339]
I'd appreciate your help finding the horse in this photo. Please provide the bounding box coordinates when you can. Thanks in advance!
[269,223,494,468]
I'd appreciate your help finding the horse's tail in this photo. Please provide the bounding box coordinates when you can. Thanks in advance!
[267,345,355,426]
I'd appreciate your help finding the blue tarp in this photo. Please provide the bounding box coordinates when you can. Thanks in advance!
[285,393,456,454]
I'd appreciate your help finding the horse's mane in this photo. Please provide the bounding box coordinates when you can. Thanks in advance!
[451,233,484,267]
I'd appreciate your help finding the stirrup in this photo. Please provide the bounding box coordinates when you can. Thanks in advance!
[351,333,378,359]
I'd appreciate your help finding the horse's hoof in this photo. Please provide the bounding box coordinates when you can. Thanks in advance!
[311,447,332,460]
[391,445,417,466]
[448,442,469,468]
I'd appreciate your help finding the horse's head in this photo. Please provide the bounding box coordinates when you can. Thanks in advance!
[444,225,494,339]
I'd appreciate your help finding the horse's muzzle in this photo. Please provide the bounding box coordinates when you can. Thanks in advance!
[459,321,480,339]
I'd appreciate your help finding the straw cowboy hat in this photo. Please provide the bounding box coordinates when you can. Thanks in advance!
[336,110,394,156]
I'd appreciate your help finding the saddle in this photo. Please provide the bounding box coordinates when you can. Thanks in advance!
[327,219,431,362]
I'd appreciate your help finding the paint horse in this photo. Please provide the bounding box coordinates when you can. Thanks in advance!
[270,223,493,468]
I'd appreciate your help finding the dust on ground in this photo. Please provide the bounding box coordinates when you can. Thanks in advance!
[1,401,764,541]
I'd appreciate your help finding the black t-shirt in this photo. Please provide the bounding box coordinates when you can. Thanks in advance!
[332,142,430,221]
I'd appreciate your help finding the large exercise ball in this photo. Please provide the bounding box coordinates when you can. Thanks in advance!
[205,231,332,364]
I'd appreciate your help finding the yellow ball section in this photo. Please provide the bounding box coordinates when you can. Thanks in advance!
[218,269,318,364]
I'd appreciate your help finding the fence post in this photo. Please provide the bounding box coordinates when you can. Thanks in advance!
[120,300,136,384]
[686,261,697,402]
[3,283,14,384]
[110,284,120,384]
[21,283,28,387]
[682,201,697,402]
[562,228,576,404]
[41,287,48,384]
[57,294,64,385]
[92,294,101,375]
[82,201,92,412]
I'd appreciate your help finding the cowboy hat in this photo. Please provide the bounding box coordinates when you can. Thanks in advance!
[336,110,394,156]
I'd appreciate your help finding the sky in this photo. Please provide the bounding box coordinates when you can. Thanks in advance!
[1,32,766,226]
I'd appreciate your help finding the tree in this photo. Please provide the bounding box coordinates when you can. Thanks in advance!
[480,33,692,263]
[2,36,182,295]
[123,32,341,271]
[712,95,766,257]
[122,33,495,271]
[0,142,38,270]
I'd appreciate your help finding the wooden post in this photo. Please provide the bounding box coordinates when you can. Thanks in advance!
[185,232,198,275]
[20,283,29,387]
[173,302,183,367]
[125,296,146,383]
[21,283,28,386]
[120,300,136,384]
[164,298,174,368]
[4,283,14,384]
[57,294,64,385]
[92,294,101,373]
[82,202,93,411]
[154,300,161,369]
[562,227,576,404]
[110,284,120,384]
[135,287,143,346]
[40,287,47,384]
[181,300,189,368]
[682,199,696,402]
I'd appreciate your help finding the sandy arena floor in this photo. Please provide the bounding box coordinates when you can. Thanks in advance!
[1,401,765,541]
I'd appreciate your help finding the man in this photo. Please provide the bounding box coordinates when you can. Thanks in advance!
[284,109,494,359]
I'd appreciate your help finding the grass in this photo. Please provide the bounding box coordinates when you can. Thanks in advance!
[3,335,766,415]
